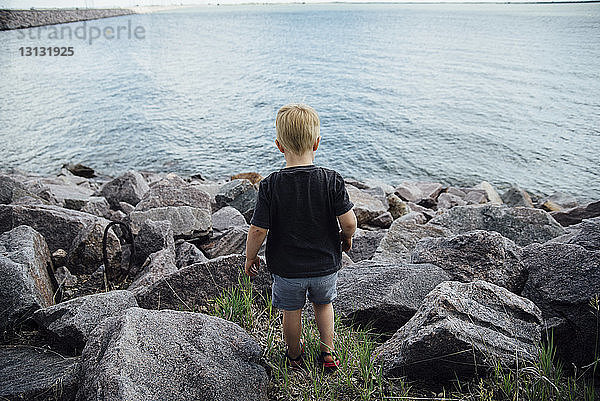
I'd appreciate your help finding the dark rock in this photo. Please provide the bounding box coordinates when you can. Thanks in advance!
[437,192,467,210]
[128,249,178,293]
[64,196,111,219]
[77,307,268,401]
[548,216,600,251]
[118,201,135,214]
[521,242,600,367]
[386,193,409,219]
[0,346,79,401]
[135,174,212,212]
[212,205,248,233]
[346,228,386,262]
[55,266,77,287]
[64,163,95,178]
[395,181,443,203]
[136,255,271,311]
[200,226,248,259]
[428,204,565,246]
[373,220,451,262]
[175,241,208,268]
[0,204,109,253]
[346,184,389,227]
[501,186,534,208]
[99,171,149,209]
[374,280,542,382]
[371,212,393,228]
[132,219,175,273]
[550,200,600,227]
[411,230,526,293]
[0,225,55,333]
[52,248,68,267]
[66,221,121,275]
[406,202,436,220]
[215,179,258,223]
[0,174,38,204]
[334,261,451,333]
[33,290,138,350]
[129,206,212,239]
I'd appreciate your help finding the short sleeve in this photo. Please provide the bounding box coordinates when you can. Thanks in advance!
[333,172,354,216]
[250,178,270,229]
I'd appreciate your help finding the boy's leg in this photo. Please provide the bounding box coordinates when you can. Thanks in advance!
[312,302,335,362]
[282,308,303,359]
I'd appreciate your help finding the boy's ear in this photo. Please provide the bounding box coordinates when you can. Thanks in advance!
[275,139,285,153]
[313,136,321,151]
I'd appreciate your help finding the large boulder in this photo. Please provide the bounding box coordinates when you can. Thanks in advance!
[134,174,212,212]
[0,346,79,401]
[128,248,178,293]
[175,240,208,268]
[374,280,542,382]
[436,192,467,210]
[411,230,526,293]
[212,206,248,233]
[334,261,451,333]
[395,181,443,204]
[199,226,248,259]
[65,196,111,219]
[373,220,451,263]
[346,184,389,227]
[131,219,175,272]
[0,174,38,204]
[129,206,211,239]
[33,290,138,351]
[136,255,271,311]
[0,225,55,333]
[345,228,386,262]
[0,204,110,253]
[99,171,149,209]
[215,179,258,223]
[549,216,600,251]
[550,200,600,227]
[66,221,121,275]
[521,242,600,367]
[428,204,565,247]
[76,307,268,401]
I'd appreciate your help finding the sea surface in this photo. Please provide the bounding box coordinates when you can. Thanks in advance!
[1,3,599,199]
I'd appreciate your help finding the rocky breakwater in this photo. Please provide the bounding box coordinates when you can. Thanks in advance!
[0,8,135,31]
[1,165,599,398]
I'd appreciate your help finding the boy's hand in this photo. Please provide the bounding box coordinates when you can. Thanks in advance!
[245,256,260,277]
[340,231,352,252]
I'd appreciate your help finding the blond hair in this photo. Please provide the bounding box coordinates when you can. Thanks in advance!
[275,103,320,155]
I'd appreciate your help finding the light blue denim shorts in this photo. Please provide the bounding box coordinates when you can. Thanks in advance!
[271,272,338,311]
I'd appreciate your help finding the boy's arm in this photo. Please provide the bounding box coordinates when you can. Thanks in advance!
[244,224,268,277]
[337,209,357,252]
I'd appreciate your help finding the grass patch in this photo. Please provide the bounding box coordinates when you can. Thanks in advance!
[209,272,600,401]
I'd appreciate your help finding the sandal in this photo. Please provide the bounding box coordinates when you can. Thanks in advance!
[319,351,341,370]
[285,341,304,369]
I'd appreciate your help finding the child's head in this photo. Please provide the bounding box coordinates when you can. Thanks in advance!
[275,103,320,156]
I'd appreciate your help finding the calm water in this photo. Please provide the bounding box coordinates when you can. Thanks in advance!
[1,3,599,199]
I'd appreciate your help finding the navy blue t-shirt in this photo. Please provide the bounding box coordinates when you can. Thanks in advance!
[250,165,354,278]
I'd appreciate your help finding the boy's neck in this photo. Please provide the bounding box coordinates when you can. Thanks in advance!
[284,151,315,168]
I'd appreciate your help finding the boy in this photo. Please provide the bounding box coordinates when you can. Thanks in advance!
[244,103,357,369]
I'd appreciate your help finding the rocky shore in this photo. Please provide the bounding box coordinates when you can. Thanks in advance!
[0,9,135,31]
[0,164,599,400]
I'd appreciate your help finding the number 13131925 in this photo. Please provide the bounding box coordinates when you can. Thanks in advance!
[19,47,74,56]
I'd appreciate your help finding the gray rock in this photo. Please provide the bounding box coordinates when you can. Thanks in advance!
[539,191,579,211]
[132,219,175,272]
[128,249,178,293]
[129,206,212,239]
[411,230,526,293]
[550,200,600,227]
[136,255,271,311]
[0,346,79,401]
[345,228,386,262]
[346,184,389,227]
[428,204,565,247]
[373,220,451,262]
[199,226,248,259]
[521,242,600,367]
[476,181,503,204]
[118,201,135,214]
[135,174,212,212]
[55,266,77,287]
[334,261,451,333]
[99,171,149,209]
[548,216,600,251]
[501,186,534,208]
[215,179,258,223]
[397,211,427,224]
[341,252,354,267]
[386,193,409,220]
[66,196,111,219]
[0,174,39,204]
[33,290,138,350]
[464,189,488,205]
[374,280,542,382]
[0,204,109,253]
[395,181,443,203]
[175,241,208,268]
[446,187,467,198]
[77,307,268,401]
[437,192,467,210]
[407,202,436,220]
[1,226,55,333]
[371,212,393,228]
[212,205,248,232]
[66,221,121,275]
